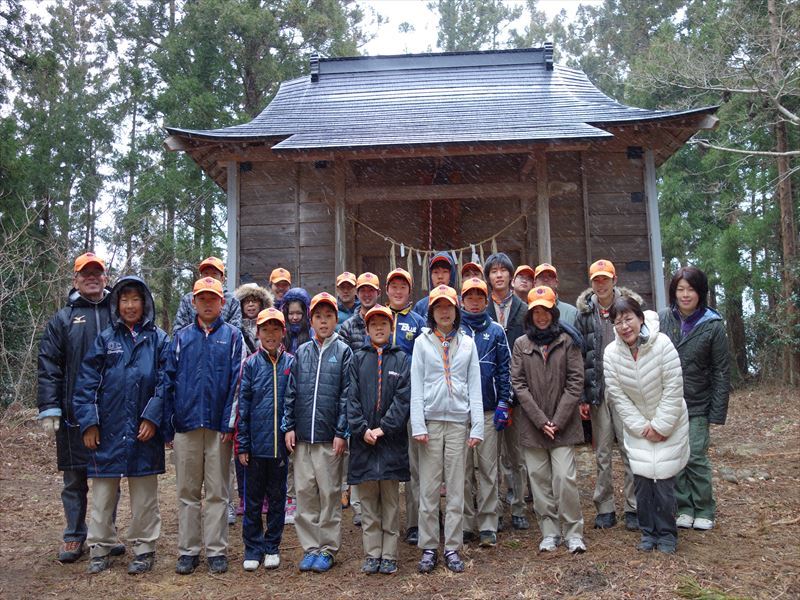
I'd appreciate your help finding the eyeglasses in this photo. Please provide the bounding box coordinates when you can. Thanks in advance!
[613,316,638,330]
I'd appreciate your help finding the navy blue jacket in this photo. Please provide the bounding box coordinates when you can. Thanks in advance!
[159,314,243,439]
[73,277,168,478]
[237,348,294,459]
[390,304,425,355]
[283,333,352,444]
[460,310,511,412]
[412,251,458,318]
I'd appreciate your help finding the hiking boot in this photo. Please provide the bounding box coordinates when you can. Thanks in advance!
[538,535,561,552]
[404,526,419,545]
[263,554,280,569]
[127,552,155,575]
[58,541,84,563]
[299,551,318,572]
[479,530,497,547]
[227,502,236,525]
[311,551,334,573]
[175,554,200,575]
[511,515,530,530]
[361,557,381,574]
[87,555,110,574]
[110,543,126,557]
[676,514,694,529]
[443,550,465,573]
[417,549,438,574]
[693,517,714,530]
[594,512,617,529]
[207,555,228,574]
[462,530,477,544]
[625,511,640,531]
[566,538,587,554]
[379,558,398,575]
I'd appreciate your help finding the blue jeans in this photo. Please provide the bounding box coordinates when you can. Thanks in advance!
[242,457,288,560]
[62,469,88,543]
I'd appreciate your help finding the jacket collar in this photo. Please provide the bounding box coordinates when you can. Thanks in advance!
[194,315,225,334]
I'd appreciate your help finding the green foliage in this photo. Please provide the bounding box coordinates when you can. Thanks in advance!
[428,0,522,51]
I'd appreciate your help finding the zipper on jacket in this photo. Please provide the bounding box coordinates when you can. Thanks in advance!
[310,341,324,444]
[271,354,278,458]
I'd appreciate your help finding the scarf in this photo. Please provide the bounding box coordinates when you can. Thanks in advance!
[491,290,514,326]
[433,328,458,397]
[528,323,562,347]
[461,309,489,332]
[372,342,389,414]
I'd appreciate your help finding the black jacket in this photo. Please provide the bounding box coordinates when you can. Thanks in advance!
[487,294,527,350]
[347,344,411,484]
[283,333,352,444]
[339,310,367,352]
[575,286,643,405]
[659,307,730,424]
[37,288,111,470]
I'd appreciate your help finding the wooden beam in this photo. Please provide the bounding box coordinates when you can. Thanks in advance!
[519,154,536,181]
[644,149,666,311]
[163,135,190,152]
[535,151,551,263]
[580,152,592,267]
[346,182,532,203]
[334,161,347,277]
[226,161,239,287]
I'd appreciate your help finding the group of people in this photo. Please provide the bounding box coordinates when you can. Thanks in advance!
[37,248,730,577]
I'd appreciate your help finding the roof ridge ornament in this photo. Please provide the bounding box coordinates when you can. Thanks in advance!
[544,42,554,71]
[310,53,320,82]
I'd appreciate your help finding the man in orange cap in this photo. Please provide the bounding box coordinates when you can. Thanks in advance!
[269,267,292,310]
[511,265,535,303]
[335,271,359,328]
[38,252,124,563]
[173,256,241,334]
[340,272,381,352]
[575,259,643,531]
[533,263,578,326]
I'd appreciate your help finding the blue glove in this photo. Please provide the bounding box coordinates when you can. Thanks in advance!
[494,401,512,431]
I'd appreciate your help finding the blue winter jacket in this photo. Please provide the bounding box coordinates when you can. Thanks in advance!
[159,314,243,440]
[73,277,169,478]
[412,251,458,318]
[282,333,352,444]
[460,309,512,412]
[390,304,425,355]
[237,348,294,459]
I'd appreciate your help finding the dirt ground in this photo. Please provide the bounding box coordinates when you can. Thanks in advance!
[0,385,798,600]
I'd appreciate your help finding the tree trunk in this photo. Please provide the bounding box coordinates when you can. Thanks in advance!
[725,291,748,384]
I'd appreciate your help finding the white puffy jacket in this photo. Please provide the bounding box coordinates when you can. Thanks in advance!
[603,311,689,480]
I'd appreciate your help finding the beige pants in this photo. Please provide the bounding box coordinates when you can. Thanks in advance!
[523,445,584,541]
[498,417,529,518]
[174,428,232,557]
[293,441,343,554]
[287,454,295,499]
[464,412,498,533]
[591,401,636,514]
[405,421,420,529]
[357,480,400,559]
[418,420,468,552]
[88,475,160,557]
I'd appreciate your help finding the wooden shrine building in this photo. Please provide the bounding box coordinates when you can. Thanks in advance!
[164,45,718,310]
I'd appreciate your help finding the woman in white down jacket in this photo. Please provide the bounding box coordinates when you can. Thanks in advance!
[603,297,689,554]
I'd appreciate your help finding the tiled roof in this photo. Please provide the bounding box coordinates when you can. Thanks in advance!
[165,47,716,151]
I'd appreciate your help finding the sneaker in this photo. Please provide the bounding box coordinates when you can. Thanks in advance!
[566,538,587,554]
[227,502,236,525]
[594,512,617,529]
[311,551,335,573]
[353,512,362,527]
[264,554,280,569]
[175,554,200,575]
[637,539,656,552]
[110,543,126,557]
[341,488,350,509]
[127,552,155,575]
[479,530,497,547]
[243,559,260,571]
[379,558,398,575]
[676,514,694,529]
[693,517,714,530]
[657,543,676,554]
[538,535,561,552]
[404,526,419,545]
[87,555,110,574]
[511,515,530,530]
[284,498,297,525]
[207,555,228,574]
[361,557,381,574]
[443,550,465,573]
[417,549,438,574]
[58,541,84,563]
[462,530,477,544]
[299,551,318,572]
[236,498,245,516]
[625,511,640,531]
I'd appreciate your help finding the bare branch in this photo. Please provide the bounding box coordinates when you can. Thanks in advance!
[689,139,800,157]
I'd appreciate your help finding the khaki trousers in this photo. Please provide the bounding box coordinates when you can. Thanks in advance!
[405,421,420,529]
[464,412,498,533]
[498,417,529,518]
[174,428,232,557]
[591,401,636,514]
[293,441,343,554]
[88,475,160,557]
[418,420,468,552]
[523,445,584,541]
[357,480,400,559]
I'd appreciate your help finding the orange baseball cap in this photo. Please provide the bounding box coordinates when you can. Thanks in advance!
[270,268,291,285]
[256,307,285,328]
[364,304,393,326]
[356,272,380,290]
[193,277,224,298]
[461,277,488,297]
[386,268,413,287]
[461,261,484,276]
[198,256,225,274]
[514,264,536,280]
[428,285,459,307]
[589,259,616,280]
[73,252,106,273]
[534,263,557,279]
[309,292,338,314]
[527,285,557,309]
[336,271,357,287]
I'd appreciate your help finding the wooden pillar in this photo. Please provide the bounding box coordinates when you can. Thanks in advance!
[644,149,666,311]
[226,161,239,286]
[334,161,347,276]
[580,152,592,265]
[535,151,551,263]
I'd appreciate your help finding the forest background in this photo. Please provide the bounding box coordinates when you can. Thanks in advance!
[1,0,798,409]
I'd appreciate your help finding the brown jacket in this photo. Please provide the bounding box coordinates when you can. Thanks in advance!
[511,331,584,449]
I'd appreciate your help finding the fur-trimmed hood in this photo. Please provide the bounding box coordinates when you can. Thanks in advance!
[234,283,274,309]
[576,286,644,314]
